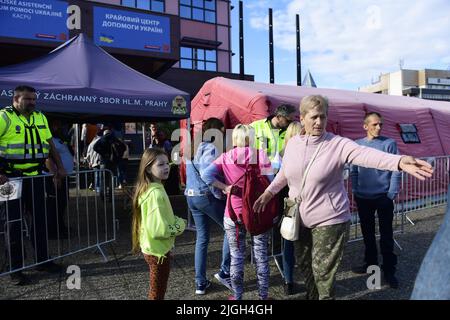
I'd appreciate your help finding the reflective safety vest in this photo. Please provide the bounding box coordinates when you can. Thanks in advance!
[250,117,286,163]
[0,106,52,176]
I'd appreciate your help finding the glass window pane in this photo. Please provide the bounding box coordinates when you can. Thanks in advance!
[122,0,135,7]
[205,49,216,61]
[196,61,205,70]
[193,8,204,21]
[180,47,192,58]
[180,0,191,5]
[180,59,193,69]
[196,49,204,60]
[151,1,164,12]
[205,0,215,10]
[180,5,191,19]
[204,10,215,23]
[193,0,204,8]
[206,62,217,71]
[137,0,150,10]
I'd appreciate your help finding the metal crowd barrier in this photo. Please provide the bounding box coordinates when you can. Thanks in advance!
[346,156,449,244]
[401,156,449,217]
[184,156,449,277]
[0,169,116,276]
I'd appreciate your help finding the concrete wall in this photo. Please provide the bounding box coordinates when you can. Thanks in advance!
[166,0,179,15]
[388,71,403,96]
[402,70,419,88]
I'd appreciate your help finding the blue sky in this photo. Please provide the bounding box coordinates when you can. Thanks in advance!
[229,0,450,90]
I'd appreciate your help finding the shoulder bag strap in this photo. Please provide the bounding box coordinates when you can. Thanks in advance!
[191,160,209,187]
[296,140,324,202]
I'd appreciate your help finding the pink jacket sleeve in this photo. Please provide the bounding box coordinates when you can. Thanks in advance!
[341,137,402,171]
[266,157,288,195]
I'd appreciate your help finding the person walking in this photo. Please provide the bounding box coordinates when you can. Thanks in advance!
[185,118,231,295]
[202,124,274,300]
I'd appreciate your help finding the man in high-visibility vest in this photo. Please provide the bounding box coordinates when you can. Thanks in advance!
[250,104,296,170]
[0,85,67,285]
[250,103,297,295]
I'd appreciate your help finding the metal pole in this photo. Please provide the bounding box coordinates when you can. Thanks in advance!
[74,123,80,190]
[239,0,245,79]
[296,14,302,86]
[269,8,274,84]
[142,122,146,152]
[74,123,80,173]
[185,117,196,232]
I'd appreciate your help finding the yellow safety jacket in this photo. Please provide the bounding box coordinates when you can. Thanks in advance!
[250,116,287,163]
[0,106,52,176]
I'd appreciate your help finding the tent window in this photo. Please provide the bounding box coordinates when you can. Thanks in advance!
[399,124,421,144]
[121,0,165,13]
[180,46,217,72]
[179,0,216,24]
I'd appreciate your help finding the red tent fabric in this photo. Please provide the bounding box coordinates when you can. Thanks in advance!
[189,77,450,157]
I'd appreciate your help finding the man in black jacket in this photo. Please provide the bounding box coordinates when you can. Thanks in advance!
[93,129,125,200]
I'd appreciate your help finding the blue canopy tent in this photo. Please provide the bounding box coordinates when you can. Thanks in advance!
[0,33,190,122]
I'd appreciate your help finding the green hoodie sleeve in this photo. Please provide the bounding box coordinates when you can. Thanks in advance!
[142,189,186,240]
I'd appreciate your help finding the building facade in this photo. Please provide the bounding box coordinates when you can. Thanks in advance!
[0,0,254,155]
[0,0,252,96]
[359,69,450,102]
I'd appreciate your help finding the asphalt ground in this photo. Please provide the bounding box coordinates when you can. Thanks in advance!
[0,195,446,301]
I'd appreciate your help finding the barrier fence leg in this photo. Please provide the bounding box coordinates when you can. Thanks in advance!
[271,229,284,277]
[273,254,284,279]
[393,238,403,251]
[405,214,415,226]
[96,244,109,262]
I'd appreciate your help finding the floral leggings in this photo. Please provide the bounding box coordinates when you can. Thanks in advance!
[224,217,270,300]
[143,253,171,300]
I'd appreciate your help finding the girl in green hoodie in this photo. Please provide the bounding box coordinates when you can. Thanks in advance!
[132,148,186,300]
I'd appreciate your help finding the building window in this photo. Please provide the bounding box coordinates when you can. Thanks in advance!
[180,0,216,23]
[180,46,217,71]
[121,0,165,13]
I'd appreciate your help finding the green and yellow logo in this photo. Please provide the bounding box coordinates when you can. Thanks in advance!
[172,96,187,115]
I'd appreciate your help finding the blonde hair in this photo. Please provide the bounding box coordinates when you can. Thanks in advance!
[131,148,168,254]
[232,124,254,147]
[300,95,329,117]
[285,121,303,144]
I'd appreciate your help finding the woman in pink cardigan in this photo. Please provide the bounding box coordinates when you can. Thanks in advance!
[254,95,433,300]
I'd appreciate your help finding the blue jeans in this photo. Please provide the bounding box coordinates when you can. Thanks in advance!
[187,194,230,286]
[283,239,295,283]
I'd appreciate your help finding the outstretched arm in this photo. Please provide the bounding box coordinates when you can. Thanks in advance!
[398,156,433,181]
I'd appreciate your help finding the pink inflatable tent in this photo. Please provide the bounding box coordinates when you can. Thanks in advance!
[186,77,450,157]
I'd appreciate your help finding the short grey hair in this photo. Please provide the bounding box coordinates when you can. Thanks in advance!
[300,95,329,117]
[274,103,296,118]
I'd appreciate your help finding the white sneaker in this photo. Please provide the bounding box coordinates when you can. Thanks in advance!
[195,280,211,295]
[214,272,233,291]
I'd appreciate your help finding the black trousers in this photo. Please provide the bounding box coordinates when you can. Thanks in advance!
[355,195,397,274]
[46,177,69,236]
[5,176,49,270]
